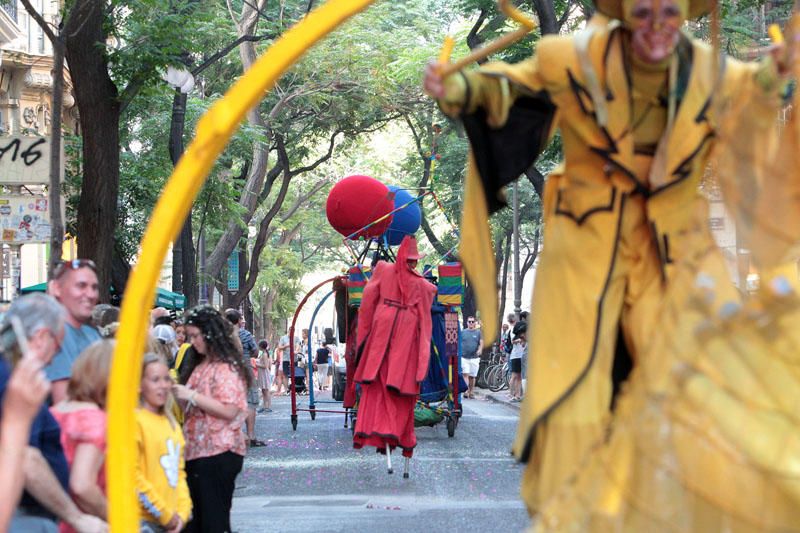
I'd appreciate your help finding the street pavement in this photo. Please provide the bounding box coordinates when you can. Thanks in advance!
[231,388,530,532]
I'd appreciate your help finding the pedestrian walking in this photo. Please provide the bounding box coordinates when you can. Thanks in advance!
[508,323,526,402]
[256,340,272,412]
[315,342,330,391]
[459,316,482,399]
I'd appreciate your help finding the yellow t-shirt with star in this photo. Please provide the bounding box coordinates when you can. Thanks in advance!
[135,408,192,526]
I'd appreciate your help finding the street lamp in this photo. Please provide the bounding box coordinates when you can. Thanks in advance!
[162,66,200,305]
[162,66,195,94]
[513,180,521,318]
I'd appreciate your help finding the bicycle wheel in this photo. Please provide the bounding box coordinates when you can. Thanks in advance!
[478,363,495,388]
[488,365,505,392]
[499,363,510,391]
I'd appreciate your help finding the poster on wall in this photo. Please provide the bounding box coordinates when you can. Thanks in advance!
[0,195,56,244]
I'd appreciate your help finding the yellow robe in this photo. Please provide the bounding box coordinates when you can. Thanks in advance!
[442,18,800,530]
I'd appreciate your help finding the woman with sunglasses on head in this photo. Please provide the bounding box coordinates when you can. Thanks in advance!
[173,306,250,533]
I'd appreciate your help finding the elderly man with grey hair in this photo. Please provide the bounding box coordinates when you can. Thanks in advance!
[0,293,107,533]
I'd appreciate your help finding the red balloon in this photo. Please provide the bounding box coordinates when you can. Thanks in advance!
[326,175,394,239]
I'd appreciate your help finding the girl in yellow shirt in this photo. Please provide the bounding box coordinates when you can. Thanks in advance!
[137,353,192,532]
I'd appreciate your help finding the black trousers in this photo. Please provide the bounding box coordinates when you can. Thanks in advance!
[185,451,244,533]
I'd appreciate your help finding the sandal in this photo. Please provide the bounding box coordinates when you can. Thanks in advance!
[249,439,267,447]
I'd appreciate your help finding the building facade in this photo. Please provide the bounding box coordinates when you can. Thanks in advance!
[0,1,76,299]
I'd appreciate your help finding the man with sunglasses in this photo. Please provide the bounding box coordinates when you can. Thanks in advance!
[460,316,482,399]
[45,259,101,404]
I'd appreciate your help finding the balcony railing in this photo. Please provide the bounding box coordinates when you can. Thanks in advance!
[0,1,16,22]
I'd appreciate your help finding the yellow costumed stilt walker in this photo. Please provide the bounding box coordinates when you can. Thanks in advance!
[429,0,800,529]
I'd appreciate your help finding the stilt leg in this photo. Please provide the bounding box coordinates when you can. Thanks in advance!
[386,443,393,474]
[403,457,410,479]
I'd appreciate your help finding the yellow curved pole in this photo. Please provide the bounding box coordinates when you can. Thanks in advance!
[107,1,375,529]
[438,0,537,77]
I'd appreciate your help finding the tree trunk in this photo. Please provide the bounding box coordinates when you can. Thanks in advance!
[463,281,477,328]
[531,0,559,35]
[48,40,65,276]
[524,164,545,200]
[65,0,120,303]
[111,248,130,300]
[263,287,278,341]
[180,220,196,306]
[205,0,271,286]
[229,223,300,309]
[417,154,450,256]
[498,229,512,332]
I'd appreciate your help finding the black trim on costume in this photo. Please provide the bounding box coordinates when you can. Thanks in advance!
[695,52,726,125]
[588,146,650,197]
[651,224,676,281]
[650,221,668,282]
[649,131,715,196]
[567,69,597,120]
[611,326,633,411]
[519,192,629,463]
[598,126,619,154]
[634,144,658,156]
[662,234,674,264]
[555,187,617,225]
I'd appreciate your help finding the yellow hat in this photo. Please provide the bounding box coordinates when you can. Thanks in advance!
[594,0,711,21]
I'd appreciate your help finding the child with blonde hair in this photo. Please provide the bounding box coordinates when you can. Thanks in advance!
[50,339,114,531]
[136,353,191,532]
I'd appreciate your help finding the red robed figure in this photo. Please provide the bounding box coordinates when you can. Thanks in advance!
[352,236,436,457]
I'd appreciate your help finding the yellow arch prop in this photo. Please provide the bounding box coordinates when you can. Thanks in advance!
[108,1,374,529]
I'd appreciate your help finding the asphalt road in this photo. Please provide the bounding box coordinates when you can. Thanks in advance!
[231,390,530,532]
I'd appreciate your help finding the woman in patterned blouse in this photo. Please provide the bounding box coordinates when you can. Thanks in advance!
[174,306,252,533]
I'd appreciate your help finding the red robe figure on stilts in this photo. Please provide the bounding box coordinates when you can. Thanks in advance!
[353,236,437,458]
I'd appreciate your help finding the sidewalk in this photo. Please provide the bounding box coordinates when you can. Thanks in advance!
[472,387,521,411]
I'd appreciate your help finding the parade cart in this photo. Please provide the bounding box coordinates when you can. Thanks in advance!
[288,276,353,431]
[415,302,466,437]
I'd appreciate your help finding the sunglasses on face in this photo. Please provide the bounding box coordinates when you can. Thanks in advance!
[52,258,97,280]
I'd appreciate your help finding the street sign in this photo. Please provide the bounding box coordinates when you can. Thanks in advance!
[227,251,239,291]
[0,135,61,185]
[0,195,58,244]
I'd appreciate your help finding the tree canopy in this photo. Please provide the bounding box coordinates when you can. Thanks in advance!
[39,0,792,334]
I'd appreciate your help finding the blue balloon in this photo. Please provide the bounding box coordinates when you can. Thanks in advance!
[383,185,422,246]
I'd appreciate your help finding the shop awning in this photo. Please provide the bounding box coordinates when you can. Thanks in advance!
[20,283,186,310]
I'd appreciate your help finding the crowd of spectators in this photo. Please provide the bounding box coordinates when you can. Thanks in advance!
[0,258,282,533]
